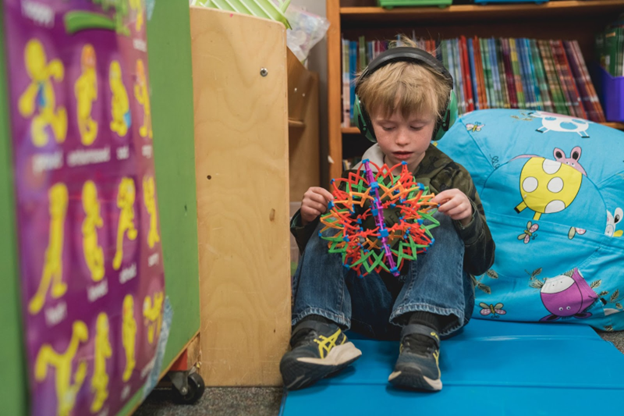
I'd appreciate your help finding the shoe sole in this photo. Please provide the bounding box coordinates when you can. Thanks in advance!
[388,368,442,392]
[281,342,362,390]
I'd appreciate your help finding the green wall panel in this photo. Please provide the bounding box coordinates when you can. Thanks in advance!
[0,1,28,415]
[146,1,201,368]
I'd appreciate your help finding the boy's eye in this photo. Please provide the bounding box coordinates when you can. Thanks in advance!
[381,126,394,131]
[410,126,424,131]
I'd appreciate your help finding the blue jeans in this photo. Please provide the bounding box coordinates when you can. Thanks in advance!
[291,212,475,340]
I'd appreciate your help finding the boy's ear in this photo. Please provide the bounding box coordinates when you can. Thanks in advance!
[354,95,378,143]
[433,90,458,141]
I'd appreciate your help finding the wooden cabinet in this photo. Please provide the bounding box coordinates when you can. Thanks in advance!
[287,50,320,200]
[326,0,624,180]
[189,7,291,386]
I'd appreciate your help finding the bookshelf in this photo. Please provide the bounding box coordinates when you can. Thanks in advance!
[326,0,624,181]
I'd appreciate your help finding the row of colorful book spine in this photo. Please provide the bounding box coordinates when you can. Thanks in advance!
[596,18,624,77]
[341,35,606,126]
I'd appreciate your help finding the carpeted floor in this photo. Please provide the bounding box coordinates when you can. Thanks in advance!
[135,330,624,416]
[135,386,284,416]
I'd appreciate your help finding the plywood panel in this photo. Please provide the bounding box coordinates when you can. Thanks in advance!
[289,73,320,199]
[190,7,291,386]
[287,49,314,123]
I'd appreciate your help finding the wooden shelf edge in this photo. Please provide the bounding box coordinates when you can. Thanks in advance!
[602,122,624,130]
[340,0,624,21]
[342,127,360,134]
[288,119,305,129]
[342,122,623,133]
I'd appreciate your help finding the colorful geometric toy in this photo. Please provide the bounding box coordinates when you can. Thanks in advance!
[319,160,439,277]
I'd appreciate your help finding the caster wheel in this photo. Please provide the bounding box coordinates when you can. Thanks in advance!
[172,372,205,404]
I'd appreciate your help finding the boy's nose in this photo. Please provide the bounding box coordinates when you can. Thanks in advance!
[396,129,409,145]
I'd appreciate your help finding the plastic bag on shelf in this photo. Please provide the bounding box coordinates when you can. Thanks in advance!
[285,5,330,66]
[189,0,292,29]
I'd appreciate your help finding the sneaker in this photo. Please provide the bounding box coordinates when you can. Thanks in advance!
[388,323,442,391]
[280,319,362,390]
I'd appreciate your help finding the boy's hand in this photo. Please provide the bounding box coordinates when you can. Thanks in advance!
[432,189,473,226]
[301,187,334,226]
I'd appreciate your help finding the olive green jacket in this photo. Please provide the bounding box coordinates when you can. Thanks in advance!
[291,143,496,277]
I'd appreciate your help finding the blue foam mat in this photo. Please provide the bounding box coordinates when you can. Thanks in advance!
[280,319,624,416]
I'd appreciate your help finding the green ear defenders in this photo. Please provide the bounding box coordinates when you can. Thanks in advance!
[353,46,458,143]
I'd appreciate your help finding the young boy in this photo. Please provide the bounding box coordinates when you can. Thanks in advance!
[280,40,495,392]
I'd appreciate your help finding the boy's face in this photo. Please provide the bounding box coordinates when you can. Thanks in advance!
[370,109,436,173]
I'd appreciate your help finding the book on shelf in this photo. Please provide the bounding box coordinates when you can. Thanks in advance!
[569,40,606,122]
[341,36,350,128]
[530,39,554,113]
[349,40,357,125]
[597,23,624,77]
[474,37,487,110]
[480,38,493,110]
[501,38,518,109]
[495,38,510,109]
[490,38,504,110]
[509,39,526,110]
[339,35,606,129]
[467,38,479,111]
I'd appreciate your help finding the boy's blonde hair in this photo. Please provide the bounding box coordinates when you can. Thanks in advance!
[356,37,451,122]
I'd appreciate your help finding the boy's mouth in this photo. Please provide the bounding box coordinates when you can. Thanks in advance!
[392,151,413,160]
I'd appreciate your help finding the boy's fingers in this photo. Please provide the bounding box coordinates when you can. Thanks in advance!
[313,201,328,213]
[306,194,329,210]
[315,187,334,202]
[446,206,467,218]
[437,198,458,212]
[308,186,331,196]
[432,191,452,204]
[303,199,325,213]
[314,192,331,204]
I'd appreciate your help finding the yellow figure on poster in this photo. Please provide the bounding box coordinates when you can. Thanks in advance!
[82,181,105,282]
[129,0,144,31]
[122,294,137,382]
[19,38,67,147]
[143,291,164,344]
[134,59,152,139]
[75,44,98,145]
[29,183,68,315]
[109,60,131,137]
[113,178,138,270]
[35,321,89,416]
[143,176,160,248]
[91,313,112,413]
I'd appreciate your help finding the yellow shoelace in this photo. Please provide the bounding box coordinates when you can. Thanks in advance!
[314,329,344,359]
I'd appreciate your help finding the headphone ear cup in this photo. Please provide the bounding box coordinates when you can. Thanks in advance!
[433,89,458,141]
[447,89,458,130]
[354,95,377,143]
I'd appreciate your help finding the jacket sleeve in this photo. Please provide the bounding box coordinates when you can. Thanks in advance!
[448,167,496,276]
[290,209,320,254]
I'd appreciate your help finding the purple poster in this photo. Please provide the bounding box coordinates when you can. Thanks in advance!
[2,1,166,415]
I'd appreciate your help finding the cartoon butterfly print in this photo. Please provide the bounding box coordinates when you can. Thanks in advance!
[479,302,506,317]
[466,122,484,132]
[568,226,587,240]
[518,221,539,244]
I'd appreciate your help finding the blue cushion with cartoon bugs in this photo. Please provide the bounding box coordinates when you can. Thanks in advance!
[436,109,624,332]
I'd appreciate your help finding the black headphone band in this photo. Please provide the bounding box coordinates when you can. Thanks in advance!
[355,47,454,94]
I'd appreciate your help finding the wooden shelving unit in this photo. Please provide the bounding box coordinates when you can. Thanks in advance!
[603,122,624,130]
[340,1,624,22]
[326,0,624,180]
